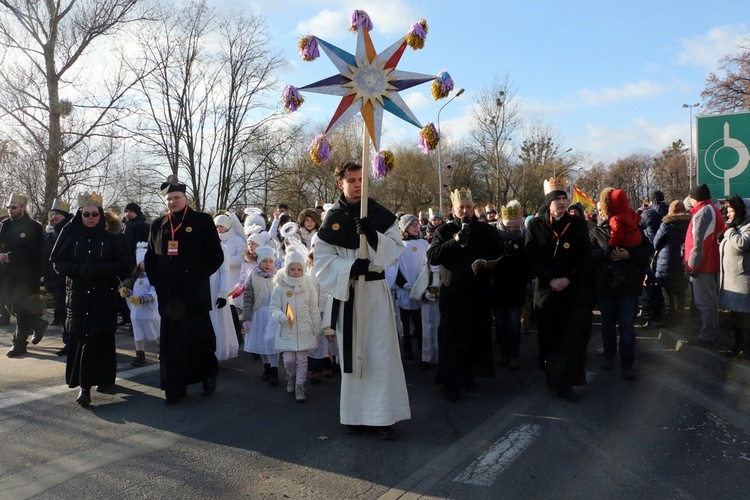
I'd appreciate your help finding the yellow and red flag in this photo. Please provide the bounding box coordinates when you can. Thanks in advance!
[572,185,596,214]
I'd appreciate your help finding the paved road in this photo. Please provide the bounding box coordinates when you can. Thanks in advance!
[1,314,749,499]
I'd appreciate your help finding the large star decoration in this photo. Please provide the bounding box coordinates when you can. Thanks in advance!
[299,25,435,151]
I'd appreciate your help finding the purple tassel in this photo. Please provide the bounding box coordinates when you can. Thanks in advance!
[437,70,454,94]
[281,84,304,112]
[350,10,373,32]
[373,154,387,179]
[308,135,332,165]
[299,36,319,62]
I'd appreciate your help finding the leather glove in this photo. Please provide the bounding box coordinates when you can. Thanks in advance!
[355,217,379,250]
[425,291,437,301]
[216,297,227,309]
[454,227,470,245]
[404,283,414,292]
[243,320,251,332]
[349,258,371,278]
[119,286,131,298]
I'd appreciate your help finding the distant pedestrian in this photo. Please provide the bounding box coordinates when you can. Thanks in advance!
[719,195,750,359]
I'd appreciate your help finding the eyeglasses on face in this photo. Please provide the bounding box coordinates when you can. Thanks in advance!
[7,205,19,210]
[82,211,100,218]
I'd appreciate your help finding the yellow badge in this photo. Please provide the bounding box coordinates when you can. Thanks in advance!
[185,226,193,233]
[286,290,293,297]
[138,280,144,286]
[563,242,570,249]
[20,233,26,238]
[412,246,418,252]
[332,223,340,231]
[513,243,519,249]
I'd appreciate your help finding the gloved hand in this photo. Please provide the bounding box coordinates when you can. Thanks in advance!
[454,227,470,245]
[119,286,131,298]
[603,246,614,258]
[216,297,227,309]
[355,217,379,250]
[425,291,437,301]
[403,283,414,292]
[243,320,251,332]
[349,258,371,278]
[79,263,95,279]
[687,270,698,279]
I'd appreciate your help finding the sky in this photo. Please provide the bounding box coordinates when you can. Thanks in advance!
[223,0,750,167]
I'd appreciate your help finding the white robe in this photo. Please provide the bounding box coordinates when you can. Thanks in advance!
[314,220,411,427]
[210,259,239,361]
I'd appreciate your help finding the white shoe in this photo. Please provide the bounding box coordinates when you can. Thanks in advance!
[286,376,295,394]
[295,384,306,402]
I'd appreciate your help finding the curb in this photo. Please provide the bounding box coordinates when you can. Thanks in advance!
[654,326,750,385]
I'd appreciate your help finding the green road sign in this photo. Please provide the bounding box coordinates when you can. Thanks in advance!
[697,111,750,199]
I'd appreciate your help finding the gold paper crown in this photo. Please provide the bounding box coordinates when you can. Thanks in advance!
[485,203,496,211]
[77,191,103,208]
[543,177,568,195]
[501,200,523,221]
[7,193,29,206]
[50,198,70,214]
[450,187,473,206]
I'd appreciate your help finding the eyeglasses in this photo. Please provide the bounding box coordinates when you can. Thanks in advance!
[7,205,19,210]
[82,212,100,218]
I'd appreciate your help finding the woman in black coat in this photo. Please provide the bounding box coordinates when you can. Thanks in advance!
[652,200,692,328]
[51,197,130,406]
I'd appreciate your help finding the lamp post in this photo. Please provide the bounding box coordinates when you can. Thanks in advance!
[437,88,464,215]
[682,103,700,189]
[553,147,573,179]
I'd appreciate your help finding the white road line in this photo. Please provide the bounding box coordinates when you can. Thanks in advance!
[0,364,160,410]
[452,423,542,486]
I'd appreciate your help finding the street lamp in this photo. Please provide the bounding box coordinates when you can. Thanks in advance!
[437,88,464,215]
[682,103,700,189]
[553,147,573,178]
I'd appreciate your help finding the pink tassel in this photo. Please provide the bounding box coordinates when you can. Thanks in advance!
[308,135,332,165]
[431,70,455,100]
[350,10,373,32]
[418,123,440,154]
[298,36,319,62]
[372,151,395,178]
[281,84,304,112]
[406,20,428,50]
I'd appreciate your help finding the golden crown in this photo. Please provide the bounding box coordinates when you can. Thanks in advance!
[7,193,29,206]
[77,191,103,208]
[450,188,473,207]
[501,200,523,221]
[543,177,568,195]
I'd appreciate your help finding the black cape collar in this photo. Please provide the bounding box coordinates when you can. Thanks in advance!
[317,193,396,249]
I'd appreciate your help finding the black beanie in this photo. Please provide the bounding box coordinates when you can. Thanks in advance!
[544,189,568,207]
[125,202,141,213]
[689,184,710,202]
[650,190,664,202]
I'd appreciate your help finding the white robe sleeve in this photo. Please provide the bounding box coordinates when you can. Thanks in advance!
[368,222,404,272]
[313,238,356,302]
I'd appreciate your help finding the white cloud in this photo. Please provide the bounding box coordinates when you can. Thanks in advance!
[292,1,421,41]
[577,81,673,107]
[577,118,685,164]
[677,24,750,70]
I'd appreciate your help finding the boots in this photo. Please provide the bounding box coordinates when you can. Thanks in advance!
[76,387,91,406]
[131,350,147,366]
[269,366,279,385]
[261,363,271,381]
[287,374,296,394]
[295,384,306,402]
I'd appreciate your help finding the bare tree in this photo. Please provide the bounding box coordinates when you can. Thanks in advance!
[701,39,750,114]
[652,140,690,202]
[0,0,148,216]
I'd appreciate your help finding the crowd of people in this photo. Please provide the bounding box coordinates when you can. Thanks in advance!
[2,166,749,439]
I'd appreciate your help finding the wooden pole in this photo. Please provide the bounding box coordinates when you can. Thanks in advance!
[354,129,371,378]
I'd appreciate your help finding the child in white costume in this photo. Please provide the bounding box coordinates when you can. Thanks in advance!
[123,242,160,367]
[270,249,321,402]
[306,238,339,383]
[242,245,280,383]
[410,263,440,366]
[209,215,240,362]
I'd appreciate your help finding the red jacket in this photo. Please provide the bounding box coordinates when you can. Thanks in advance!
[684,200,725,273]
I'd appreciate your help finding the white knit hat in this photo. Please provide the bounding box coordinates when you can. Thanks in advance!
[135,241,147,265]
[214,213,232,229]
[248,231,270,246]
[255,245,275,263]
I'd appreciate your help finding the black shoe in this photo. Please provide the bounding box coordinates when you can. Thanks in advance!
[261,363,271,381]
[56,346,68,356]
[344,424,363,435]
[269,367,279,385]
[95,384,114,393]
[76,388,91,406]
[165,392,186,405]
[557,387,579,402]
[724,348,742,358]
[376,426,396,441]
[202,376,217,395]
[6,346,27,358]
[31,317,50,344]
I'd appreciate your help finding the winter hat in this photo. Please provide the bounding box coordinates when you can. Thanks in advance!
[284,248,306,274]
[125,202,141,213]
[567,202,585,217]
[255,245,275,263]
[689,183,710,202]
[248,231,270,247]
[398,214,419,232]
[214,213,232,230]
[160,174,186,195]
[650,190,665,202]
[501,200,524,227]
[243,207,266,235]
[682,196,694,210]
[429,212,443,222]
[668,200,686,216]
[135,241,147,265]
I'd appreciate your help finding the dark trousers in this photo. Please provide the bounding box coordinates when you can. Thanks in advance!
[399,307,423,354]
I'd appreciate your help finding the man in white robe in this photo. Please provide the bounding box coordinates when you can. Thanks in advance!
[314,161,410,440]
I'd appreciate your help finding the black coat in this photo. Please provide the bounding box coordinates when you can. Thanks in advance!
[489,228,527,309]
[652,213,691,288]
[590,221,652,297]
[145,207,224,318]
[51,214,130,388]
[0,212,45,306]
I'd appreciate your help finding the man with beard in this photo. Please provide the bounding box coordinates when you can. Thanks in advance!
[1,193,48,357]
[427,188,502,400]
[313,161,409,440]
[145,176,224,404]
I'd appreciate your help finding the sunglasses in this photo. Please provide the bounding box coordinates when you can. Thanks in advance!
[7,205,19,210]
[82,211,100,218]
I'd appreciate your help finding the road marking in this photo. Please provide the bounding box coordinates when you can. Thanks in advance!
[452,423,542,486]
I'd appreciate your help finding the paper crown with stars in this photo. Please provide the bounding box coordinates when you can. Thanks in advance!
[543,177,568,195]
[450,188,473,207]
[77,191,103,208]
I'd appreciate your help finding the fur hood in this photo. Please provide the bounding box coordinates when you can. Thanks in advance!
[661,212,692,225]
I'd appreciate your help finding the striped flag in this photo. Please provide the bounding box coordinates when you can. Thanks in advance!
[572,185,596,214]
